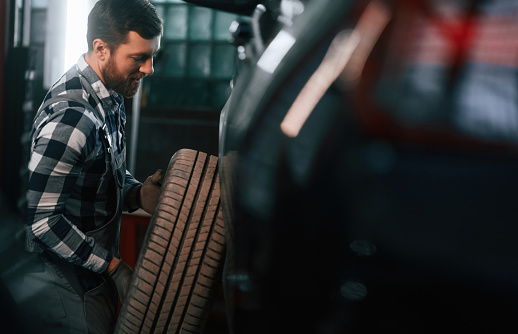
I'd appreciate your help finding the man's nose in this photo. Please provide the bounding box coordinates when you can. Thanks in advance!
[140,58,154,75]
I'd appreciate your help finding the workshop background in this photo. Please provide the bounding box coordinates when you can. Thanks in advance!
[0,0,236,332]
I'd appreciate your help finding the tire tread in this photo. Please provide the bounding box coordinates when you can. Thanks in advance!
[115,149,225,334]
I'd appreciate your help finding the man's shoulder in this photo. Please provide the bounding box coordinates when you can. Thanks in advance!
[41,69,99,120]
[48,66,85,97]
[35,92,102,139]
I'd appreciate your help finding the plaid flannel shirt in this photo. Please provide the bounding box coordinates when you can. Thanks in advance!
[26,55,140,273]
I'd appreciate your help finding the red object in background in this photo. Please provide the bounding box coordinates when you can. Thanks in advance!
[120,209,152,268]
[118,210,151,312]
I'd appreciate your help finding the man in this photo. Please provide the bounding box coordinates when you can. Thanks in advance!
[23,0,163,332]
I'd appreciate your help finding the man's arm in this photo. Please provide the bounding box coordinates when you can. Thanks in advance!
[123,171,142,212]
[26,105,112,273]
[124,169,164,214]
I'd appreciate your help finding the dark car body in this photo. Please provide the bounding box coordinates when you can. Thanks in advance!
[185,0,518,332]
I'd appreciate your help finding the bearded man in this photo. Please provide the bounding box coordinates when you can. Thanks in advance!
[23,0,163,332]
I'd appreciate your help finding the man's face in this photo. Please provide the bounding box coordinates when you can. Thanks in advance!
[102,31,161,98]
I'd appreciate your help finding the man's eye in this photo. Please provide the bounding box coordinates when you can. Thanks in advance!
[133,56,144,61]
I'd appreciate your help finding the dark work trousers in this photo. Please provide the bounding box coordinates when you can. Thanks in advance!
[15,251,118,334]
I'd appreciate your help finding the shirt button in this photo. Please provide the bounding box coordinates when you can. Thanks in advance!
[350,239,377,257]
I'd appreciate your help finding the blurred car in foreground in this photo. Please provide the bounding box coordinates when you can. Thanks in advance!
[186,0,518,332]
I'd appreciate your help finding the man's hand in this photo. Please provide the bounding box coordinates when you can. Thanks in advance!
[140,169,164,214]
[107,257,133,304]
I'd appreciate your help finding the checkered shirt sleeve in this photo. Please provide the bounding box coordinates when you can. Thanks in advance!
[26,100,112,272]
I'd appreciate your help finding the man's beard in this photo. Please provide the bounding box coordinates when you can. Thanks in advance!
[102,57,144,98]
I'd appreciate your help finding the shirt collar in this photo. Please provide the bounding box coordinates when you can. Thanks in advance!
[77,54,124,111]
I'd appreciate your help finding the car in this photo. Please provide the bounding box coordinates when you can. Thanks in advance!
[124,0,518,332]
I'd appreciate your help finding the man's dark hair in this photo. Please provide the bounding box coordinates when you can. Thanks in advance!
[87,0,163,52]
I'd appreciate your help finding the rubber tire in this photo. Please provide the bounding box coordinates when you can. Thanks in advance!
[115,149,226,334]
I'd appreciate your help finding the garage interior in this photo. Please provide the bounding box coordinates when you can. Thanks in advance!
[0,0,233,333]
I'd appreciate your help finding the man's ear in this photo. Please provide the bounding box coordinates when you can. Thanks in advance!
[92,38,110,61]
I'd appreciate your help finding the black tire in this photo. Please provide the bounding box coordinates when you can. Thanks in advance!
[115,149,226,334]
